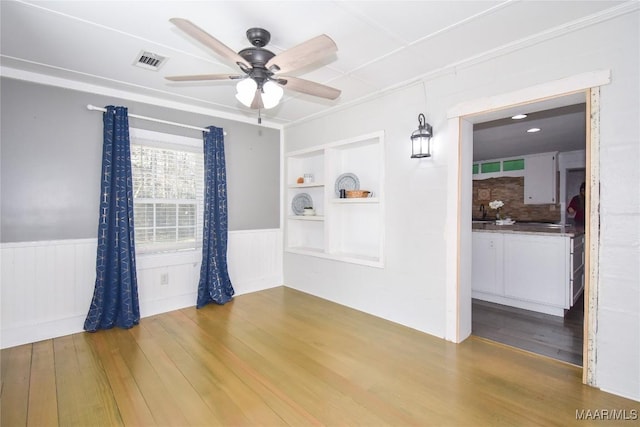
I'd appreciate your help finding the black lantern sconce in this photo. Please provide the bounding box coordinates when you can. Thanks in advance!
[410,113,433,158]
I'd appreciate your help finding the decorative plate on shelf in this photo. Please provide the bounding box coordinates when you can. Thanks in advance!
[334,173,360,196]
[291,193,313,215]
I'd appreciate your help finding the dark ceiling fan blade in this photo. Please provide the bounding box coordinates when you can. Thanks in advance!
[280,76,341,100]
[165,73,241,82]
[170,18,251,68]
[250,89,264,110]
[266,34,337,74]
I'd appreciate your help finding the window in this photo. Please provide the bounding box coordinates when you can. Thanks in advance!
[129,128,204,253]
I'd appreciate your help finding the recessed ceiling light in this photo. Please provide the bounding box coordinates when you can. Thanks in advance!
[511,114,527,120]
[527,127,541,133]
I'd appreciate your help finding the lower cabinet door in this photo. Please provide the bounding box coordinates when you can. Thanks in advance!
[472,233,504,295]
[503,234,569,307]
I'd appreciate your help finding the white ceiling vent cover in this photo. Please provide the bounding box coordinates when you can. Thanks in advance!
[133,51,167,71]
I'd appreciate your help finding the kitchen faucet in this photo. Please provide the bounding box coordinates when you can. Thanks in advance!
[479,204,487,219]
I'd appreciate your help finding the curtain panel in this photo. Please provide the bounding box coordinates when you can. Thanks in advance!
[84,106,140,331]
[197,126,235,308]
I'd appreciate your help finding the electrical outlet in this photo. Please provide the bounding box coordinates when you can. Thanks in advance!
[160,273,169,285]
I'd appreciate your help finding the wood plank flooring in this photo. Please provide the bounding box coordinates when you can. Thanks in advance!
[2,287,637,426]
[472,294,584,366]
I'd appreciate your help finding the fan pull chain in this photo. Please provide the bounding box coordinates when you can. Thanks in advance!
[258,108,262,124]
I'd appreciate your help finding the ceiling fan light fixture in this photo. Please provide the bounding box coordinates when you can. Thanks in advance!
[235,78,257,107]
[262,81,284,109]
[168,19,341,113]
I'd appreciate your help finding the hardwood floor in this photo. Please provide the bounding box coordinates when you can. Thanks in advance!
[2,287,636,426]
[472,294,584,366]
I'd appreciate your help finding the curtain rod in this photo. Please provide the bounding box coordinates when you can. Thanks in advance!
[86,104,227,135]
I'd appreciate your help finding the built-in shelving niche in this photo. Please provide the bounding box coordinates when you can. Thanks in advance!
[285,131,385,268]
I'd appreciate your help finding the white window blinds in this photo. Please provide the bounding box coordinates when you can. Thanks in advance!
[129,128,204,253]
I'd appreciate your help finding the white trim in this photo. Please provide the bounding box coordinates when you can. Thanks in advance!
[584,88,600,387]
[130,127,202,151]
[228,228,282,235]
[0,238,96,248]
[0,228,281,250]
[447,70,611,119]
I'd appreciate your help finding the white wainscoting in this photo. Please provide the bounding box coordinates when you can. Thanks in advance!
[1,229,282,349]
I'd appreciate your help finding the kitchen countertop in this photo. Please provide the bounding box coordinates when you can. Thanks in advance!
[472,222,584,237]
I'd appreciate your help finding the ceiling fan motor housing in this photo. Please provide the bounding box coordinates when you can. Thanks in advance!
[246,28,271,47]
[238,47,276,87]
[239,29,277,88]
[239,47,275,67]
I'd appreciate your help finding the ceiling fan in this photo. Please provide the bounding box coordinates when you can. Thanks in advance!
[166,18,341,110]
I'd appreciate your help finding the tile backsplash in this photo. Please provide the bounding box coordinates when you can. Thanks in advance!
[473,176,560,222]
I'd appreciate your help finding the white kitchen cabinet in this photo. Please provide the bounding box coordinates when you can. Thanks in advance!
[285,131,385,267]
[524,152,558,204]
[471,233,504,296]
[472,230,583,316]
[571,234,585,305]
[503,233,568,307]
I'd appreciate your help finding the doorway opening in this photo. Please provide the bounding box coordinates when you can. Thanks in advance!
[446,70,609,386]
[469,101,587,366]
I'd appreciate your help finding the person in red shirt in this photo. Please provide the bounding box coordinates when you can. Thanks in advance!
[567,182,585,227]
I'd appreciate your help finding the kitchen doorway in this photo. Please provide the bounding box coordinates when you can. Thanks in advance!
[446,71,609,386]
[469,103,587,366]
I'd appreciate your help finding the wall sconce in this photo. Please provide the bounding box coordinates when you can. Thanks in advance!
[410,113,433,158]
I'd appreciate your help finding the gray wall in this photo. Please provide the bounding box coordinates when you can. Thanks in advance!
[0,77,280,242]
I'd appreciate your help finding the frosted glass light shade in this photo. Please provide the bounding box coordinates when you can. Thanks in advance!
[235,78,257,107]
[262,81,284,109]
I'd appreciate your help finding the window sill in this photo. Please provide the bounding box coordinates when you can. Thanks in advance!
[136,248,202,269]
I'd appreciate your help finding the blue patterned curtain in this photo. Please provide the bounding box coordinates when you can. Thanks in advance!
[84,106,140,331]
[197,126,235,308]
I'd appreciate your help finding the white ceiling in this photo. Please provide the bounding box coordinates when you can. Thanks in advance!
[472,94,587,161]
[0,0,628,156]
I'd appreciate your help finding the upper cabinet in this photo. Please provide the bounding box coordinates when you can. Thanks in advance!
[523,152,557,204]
[472,157,525,179]
[473,151,558,204]
[285,131,385,267]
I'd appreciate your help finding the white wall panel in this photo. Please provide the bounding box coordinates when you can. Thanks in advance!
[1,239,96,348]
[0,229,282,349]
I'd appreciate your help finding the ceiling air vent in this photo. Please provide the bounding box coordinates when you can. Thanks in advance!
[133,50,167,71]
